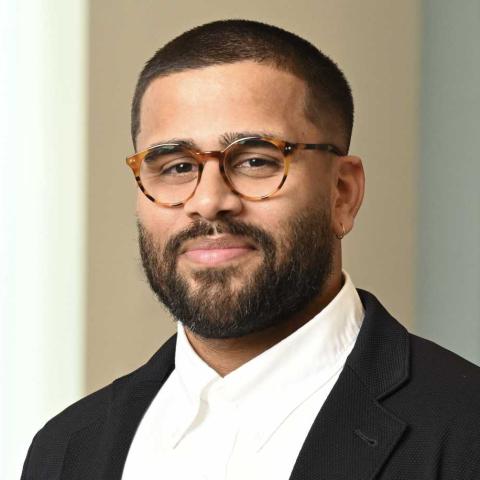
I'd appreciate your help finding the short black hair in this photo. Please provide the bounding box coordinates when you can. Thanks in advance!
[131,19,354,152]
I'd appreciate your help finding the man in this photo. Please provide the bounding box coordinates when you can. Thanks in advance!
[22,19,480,480]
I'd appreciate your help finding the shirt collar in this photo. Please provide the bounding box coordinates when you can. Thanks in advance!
[173,271,364,449]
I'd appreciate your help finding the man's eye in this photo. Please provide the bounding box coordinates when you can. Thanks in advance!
[230,155,283,176]
[161,161,198,175]
[241,157,271,168]
[234,155,278,166]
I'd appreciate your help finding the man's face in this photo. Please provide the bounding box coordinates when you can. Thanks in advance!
[136,61,339,339]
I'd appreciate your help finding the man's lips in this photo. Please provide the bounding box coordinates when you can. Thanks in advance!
[179,236,257,266]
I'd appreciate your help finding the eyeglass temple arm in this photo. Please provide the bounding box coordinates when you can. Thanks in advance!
[293,143,344,156]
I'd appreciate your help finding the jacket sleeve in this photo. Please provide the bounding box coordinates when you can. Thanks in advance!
[466,448,480,480]
[20,432,39,480]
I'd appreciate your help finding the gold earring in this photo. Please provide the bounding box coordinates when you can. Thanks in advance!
[336,223,346,240]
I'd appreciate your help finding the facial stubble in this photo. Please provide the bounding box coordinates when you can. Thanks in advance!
[138,207,334,339]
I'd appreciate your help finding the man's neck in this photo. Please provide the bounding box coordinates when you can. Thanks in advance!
[184,271,343,376]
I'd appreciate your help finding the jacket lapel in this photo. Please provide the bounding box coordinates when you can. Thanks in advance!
[90,334,177,480]
[289,290,410,480]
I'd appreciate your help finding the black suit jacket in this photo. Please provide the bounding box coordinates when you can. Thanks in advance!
[22,290,480,479]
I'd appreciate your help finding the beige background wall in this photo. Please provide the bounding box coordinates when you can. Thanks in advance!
[86,0,420,393]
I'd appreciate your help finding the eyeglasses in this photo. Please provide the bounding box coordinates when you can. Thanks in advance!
[126,136,343,206]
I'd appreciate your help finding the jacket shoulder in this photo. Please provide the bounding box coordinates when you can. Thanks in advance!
[409,333,480,401]
[22,335,177,479]
[21,382,114,479]
[380,333,480,478]
[387,331,480,438]
[22,368,145,479]
[39,381,113,439]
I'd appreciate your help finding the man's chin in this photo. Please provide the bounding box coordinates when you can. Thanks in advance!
[179,264,253,294]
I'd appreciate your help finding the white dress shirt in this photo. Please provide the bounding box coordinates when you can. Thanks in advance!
[122,272,364,480]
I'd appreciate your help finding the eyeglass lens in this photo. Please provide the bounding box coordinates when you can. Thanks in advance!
[139,138,286,204]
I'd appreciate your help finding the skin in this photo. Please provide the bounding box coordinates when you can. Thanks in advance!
[136,61,365,376]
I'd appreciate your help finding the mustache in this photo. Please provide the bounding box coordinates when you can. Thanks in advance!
[137,216,277,260]
[166,217,277,260]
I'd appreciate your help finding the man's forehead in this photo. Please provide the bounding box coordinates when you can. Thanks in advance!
[136,62,315,151]
[141,61,307,106]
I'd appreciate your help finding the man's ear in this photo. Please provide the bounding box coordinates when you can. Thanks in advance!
[331,155,365,238]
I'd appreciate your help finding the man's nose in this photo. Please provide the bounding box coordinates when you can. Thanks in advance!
[183,159,243,221]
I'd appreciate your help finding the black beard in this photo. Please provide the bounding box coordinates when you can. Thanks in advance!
[138,208,334,339]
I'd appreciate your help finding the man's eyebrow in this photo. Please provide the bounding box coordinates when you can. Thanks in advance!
[219,131,278,147]
[147,131,278,151]
[147,138,196,149]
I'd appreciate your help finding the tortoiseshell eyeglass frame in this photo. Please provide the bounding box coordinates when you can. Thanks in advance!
[126,136,344,207]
